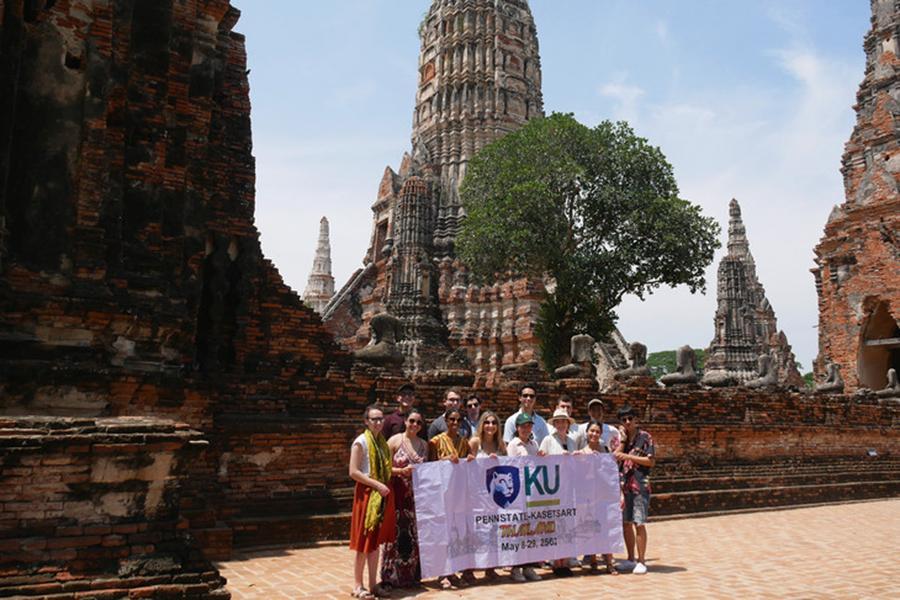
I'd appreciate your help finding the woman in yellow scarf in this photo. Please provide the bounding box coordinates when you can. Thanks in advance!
[349,405,396,599]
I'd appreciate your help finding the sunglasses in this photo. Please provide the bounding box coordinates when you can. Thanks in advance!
[407,419,422,425]
[368,416,384,422]
[446,417,461,423]
[467,403,479,408]
[520,393,536,398]
[484,420,498,425]
[622,416,635,422]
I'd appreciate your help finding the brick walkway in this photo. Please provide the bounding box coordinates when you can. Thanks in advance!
[217,500,900,599]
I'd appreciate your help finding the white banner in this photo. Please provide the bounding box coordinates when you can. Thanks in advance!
[413,453,624,578]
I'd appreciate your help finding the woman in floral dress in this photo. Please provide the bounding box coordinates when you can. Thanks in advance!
[380,410,428,589]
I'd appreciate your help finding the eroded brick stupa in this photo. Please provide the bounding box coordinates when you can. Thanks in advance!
[323,0,553,379]
[813,0,900,393]
[702,199,803,387]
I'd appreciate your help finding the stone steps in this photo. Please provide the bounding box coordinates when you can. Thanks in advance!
[227,479,900,548]
[227,478,900,548]
[652,479,900,516]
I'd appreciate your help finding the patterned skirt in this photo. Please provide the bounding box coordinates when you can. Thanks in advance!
[379,475,421,587]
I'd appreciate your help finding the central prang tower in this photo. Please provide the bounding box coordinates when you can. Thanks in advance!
[324,1,570,380]
[412,0,544,257]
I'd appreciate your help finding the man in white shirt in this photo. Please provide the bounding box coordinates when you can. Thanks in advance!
[577,398,620,451]
[503,384,549,444]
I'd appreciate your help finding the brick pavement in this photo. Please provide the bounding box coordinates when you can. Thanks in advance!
[217,500,900,599]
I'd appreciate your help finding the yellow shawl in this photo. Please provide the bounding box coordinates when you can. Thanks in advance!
[364,428,392,532]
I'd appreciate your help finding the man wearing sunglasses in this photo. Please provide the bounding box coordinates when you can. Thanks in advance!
[462,394,481,437]
[613,404,655,575]
[503,384,549,444]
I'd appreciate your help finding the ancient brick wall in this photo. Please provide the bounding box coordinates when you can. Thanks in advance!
[0,0,348,426]
[0,416,229,598]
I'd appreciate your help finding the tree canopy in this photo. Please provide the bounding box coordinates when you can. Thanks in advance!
[457,113,720,370]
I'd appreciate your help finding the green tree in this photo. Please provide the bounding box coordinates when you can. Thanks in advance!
[458,113,720,371]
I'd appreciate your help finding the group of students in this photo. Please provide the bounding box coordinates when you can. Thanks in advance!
[347,383,656,599]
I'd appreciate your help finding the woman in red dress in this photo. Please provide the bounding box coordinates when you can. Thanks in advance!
[349,405,396,599]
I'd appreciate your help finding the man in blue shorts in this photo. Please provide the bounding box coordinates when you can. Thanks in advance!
[613,404,655,574]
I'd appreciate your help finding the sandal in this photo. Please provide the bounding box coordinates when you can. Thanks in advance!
[439,576,455,590]
[351,587,374,600]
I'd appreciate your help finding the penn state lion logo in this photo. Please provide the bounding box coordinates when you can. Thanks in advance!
[485,466,520,508]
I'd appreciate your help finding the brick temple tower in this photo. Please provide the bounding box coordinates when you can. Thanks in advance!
[413,0,544,258]
[703,199,803,387]
[323,0,556,379]
[812,0,900,392]
[303,217,335,315]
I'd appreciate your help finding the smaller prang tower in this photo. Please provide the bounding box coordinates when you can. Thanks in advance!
[703,199,803,386]
[303,217,335,315]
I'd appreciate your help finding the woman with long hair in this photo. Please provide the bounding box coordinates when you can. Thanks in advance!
[349,405,396,599]
[468,410,506,581]
[380,410,428,590]
[469,410,507,458]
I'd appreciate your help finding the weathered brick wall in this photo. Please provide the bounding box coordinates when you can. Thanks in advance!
[0,417,229,598]
[213,378,900,521]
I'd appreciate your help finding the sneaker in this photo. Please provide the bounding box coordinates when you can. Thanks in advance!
[581,555,594,568]
[566,557,580,568]
[523,566,542,581]
[616,560,636,571]
[632,562,647,575]
[552,567,574,577]
[511,567,526,583]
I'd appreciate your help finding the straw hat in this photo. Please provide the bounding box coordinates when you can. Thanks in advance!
[550,408,575,425]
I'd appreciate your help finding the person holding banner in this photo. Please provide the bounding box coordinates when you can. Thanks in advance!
[614,405,656,575]
[506,413,544,583]
[539,408,580,577]
[578,419,621,575]
[468,411,506,581]
[380,410,428,590]
[469,410,507,458]
[427,407,473,589]
[349,406,396,600]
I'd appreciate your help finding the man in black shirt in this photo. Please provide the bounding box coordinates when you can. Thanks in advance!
[382,383,425,439]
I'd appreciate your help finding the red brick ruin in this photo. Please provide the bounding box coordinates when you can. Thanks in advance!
[0,1,897,598]
[813,0,900,394]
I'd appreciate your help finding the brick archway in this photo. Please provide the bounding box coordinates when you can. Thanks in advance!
[858,300,900,389]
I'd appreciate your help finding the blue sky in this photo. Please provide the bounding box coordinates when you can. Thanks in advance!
[234,1,871,372]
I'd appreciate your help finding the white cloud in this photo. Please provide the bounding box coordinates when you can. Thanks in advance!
[655,20,669,45]
[598,76,646,123]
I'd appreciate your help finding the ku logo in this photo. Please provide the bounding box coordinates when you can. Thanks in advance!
[485,466,520,508]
